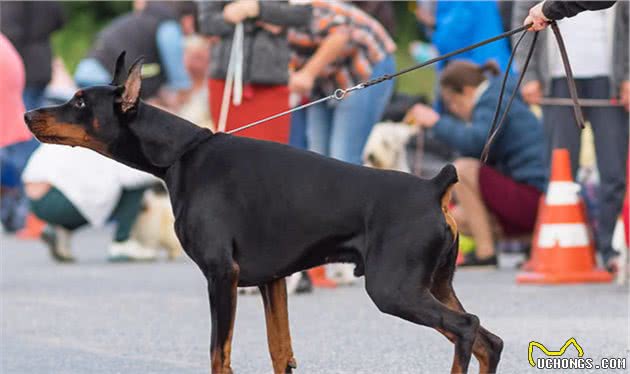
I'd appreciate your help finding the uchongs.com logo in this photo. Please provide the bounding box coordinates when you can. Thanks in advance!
[528,338,627,370]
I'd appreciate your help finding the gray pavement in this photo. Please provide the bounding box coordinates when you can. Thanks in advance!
[1,228,629,374]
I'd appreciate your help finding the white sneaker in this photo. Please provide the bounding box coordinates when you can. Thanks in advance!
[41,225,75,262]
[108,239,157,262]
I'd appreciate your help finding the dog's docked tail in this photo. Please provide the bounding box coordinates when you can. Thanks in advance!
[432,164,458,241]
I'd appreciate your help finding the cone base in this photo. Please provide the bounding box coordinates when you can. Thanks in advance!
[516,269,613,284]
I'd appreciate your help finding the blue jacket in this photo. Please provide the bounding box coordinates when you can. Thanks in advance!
[432,1,511,72]
[432,76,547,191]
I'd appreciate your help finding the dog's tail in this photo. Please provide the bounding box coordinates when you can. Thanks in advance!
[432,164,458,244]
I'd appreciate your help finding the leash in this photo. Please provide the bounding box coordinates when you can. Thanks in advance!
[227,23,532,135]
[219,22,244,133]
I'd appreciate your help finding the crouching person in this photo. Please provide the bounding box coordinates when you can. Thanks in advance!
[406,60,547,267]
[22,144,158,262]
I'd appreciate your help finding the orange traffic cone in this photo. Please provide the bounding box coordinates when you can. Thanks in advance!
[307,266,337,288]
[16,213,45,240]
[517,149,612,284]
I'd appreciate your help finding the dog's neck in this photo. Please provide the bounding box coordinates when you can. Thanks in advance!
[109,102,213,179]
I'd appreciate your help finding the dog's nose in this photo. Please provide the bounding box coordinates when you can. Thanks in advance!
[367,153,377,164]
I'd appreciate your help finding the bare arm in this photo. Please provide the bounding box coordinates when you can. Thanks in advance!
[301,31,350,77]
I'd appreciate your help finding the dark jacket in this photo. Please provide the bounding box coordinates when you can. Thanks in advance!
[88,3,177,99]
[543,1,617,20]
[197,1,310,85]
[432,77,547,191]
[0,1,65,86]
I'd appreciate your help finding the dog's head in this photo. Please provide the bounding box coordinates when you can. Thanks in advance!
[24,52,142,157]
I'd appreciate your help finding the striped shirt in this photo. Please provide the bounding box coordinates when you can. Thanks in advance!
[288,0,396,98]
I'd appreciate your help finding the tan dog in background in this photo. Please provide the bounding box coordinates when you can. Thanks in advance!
[131,190,182,260]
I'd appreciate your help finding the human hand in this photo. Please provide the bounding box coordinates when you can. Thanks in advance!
[404,104,440,128]
[288,70,315,96]
[223,0,259,24]
[521,80,543,105]
[524,2,551,31]
[620,81,630,112]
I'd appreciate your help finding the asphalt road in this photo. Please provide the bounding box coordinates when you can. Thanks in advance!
[1,228,629,373]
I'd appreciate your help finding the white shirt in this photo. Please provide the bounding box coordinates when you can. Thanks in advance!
[22,145,157,226]
[550,10,611,78]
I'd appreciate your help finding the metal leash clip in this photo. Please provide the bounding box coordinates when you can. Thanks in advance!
[333,83,365,101]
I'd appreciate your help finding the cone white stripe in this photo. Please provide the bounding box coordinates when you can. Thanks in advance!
[538,223,589,248]
[546,181,581,205]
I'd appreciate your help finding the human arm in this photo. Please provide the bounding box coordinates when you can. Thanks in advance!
[288,31,351,95]
[156,21,192,91]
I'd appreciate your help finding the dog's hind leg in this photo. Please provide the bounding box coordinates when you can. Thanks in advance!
[259,278,298,374]
[208,262,240,374]
[365,262,479,374]
[431,237,503,374]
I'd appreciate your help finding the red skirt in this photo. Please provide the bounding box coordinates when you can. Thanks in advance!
[479,165,542,236]
[208,79,290,144]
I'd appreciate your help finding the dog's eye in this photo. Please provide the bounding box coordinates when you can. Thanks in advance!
[74,97,86,109]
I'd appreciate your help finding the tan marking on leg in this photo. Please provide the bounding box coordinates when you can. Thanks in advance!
[442,185,458,242]
[260,278,297,374]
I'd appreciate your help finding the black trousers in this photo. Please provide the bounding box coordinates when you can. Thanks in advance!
[542,77,628,262]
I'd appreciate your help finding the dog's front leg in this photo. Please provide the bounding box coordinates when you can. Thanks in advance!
[208,262,240,374]
[259,278,297,374]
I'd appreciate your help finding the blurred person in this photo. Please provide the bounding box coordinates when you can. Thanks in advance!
[0,33,38,232]
[0,1,66,110]
[512,2,628,271]
[178,35,214,130]
[430,1,511,73]
[286,0,396,166]
[22,145,158,263]
[406,61,547,267]
[197,1,309,143]
[74,1,194,110]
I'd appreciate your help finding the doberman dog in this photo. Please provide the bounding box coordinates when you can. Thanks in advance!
[24,52,503,374]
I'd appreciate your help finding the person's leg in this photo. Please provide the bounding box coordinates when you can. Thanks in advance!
[29,187,87,262]
[452,158,496,260]
[541,78,584,178]
[305,102,333,157]
[583,77,629,267]
[109,188,147,242]
[29,187,87,231]
[329,56,396,165]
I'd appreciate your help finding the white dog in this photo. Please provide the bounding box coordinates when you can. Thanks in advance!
[362,122,419,173]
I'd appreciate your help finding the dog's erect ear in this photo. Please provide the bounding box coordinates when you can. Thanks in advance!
[110,51,127,86]
[120,57,144,113]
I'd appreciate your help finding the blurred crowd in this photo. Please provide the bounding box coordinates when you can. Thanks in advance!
[1,1,628,293]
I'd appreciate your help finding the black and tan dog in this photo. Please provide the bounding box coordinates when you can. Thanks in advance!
[24,53,503,374]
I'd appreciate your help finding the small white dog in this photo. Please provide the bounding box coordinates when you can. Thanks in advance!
[362,122,419,173]
[131,190,183,260]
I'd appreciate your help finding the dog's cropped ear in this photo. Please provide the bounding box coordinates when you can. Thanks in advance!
[120,57,144,113]
[110,51,127,86]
